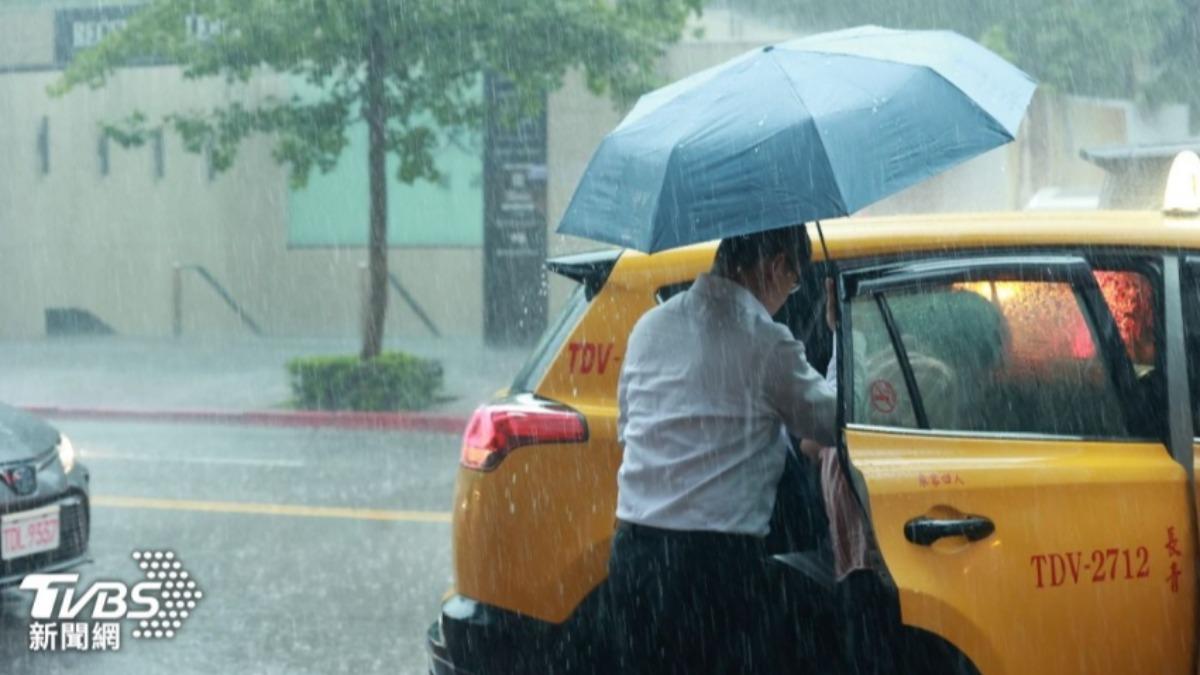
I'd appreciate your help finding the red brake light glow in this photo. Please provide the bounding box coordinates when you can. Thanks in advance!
[460,398,588,471]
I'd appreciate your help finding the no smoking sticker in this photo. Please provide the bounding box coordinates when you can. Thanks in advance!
[869,380,898,414]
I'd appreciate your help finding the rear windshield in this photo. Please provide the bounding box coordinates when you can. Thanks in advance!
[511,285,588,392]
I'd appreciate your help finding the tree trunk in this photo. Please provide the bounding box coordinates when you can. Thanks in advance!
[361,5,388,361]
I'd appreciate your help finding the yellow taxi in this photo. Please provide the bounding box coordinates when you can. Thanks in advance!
[427,153,1200,674]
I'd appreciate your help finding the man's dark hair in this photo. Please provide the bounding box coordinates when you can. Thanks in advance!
[713,224,812,278]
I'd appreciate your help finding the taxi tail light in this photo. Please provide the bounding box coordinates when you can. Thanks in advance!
[460,398,588,472]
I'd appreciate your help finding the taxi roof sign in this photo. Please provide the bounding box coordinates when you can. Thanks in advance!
[1163,150,1200,215]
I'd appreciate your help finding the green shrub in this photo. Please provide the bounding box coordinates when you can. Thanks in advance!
[287,352,444,411]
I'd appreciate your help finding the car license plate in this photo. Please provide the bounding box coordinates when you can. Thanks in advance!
[1,505,60,561]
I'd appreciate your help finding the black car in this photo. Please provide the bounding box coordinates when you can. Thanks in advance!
[0,404,90,586]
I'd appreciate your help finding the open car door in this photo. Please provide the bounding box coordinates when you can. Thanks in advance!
[835,253,1196,674]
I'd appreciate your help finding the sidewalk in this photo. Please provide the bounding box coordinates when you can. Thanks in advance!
[0,336,532,432]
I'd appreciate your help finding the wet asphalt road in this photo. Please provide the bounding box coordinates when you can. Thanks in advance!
[0,420,459,675]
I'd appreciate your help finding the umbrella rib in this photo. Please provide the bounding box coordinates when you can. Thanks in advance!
[762,52,849,215]
[647,144,676,252]
[782,47,1025,137]
[908,63,1020,139]
[793,37,1030,124]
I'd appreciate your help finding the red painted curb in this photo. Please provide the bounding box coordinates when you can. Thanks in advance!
[20,405,470,435]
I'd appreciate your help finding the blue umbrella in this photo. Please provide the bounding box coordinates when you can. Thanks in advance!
[556,26,1037,253]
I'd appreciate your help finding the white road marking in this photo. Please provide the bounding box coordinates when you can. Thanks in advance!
[80,449,305,469]
[92,495,452,523]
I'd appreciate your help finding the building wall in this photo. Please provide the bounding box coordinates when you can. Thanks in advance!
[0,8,53,67]
[0,6,482,340]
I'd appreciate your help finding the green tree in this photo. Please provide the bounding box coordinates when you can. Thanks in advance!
[54,0,701,358]
[725,0,1191,110]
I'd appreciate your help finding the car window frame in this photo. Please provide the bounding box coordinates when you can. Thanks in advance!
[838,248,1166,444]
[1088,255,1168,438]
[871,291,930,428]
[510,284,588,393]
[1182,256,1200,441]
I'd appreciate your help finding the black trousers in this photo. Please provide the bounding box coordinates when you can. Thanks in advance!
[605,521,791,675]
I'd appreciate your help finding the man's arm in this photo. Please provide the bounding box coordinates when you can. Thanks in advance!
[765,337,838,447]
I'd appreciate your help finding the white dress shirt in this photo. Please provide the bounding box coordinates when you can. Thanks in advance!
[616,272,838,537]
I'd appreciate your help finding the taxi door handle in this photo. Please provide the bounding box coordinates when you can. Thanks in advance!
[904,515,994,546]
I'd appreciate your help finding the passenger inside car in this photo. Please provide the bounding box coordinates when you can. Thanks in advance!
[851,287,1010,431]
[858,289,1008,430]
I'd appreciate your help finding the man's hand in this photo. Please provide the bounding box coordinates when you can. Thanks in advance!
[825,277,837,332]
[798,438,826,462]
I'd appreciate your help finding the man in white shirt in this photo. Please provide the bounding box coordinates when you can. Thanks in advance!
[608,224,837,674]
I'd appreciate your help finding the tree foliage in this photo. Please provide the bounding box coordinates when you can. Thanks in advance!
[53,0,701,358]
[55,0,702,187]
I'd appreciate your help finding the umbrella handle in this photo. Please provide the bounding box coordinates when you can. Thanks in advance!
[814,220,839,329]
[814,220,833,272]
[814,220,840,303]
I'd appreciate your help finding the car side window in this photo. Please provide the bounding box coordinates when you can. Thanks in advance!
[850,274,1138,438]
[850,296,919,426]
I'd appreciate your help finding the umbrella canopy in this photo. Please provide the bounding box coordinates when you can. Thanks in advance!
[556,26,1037,253]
